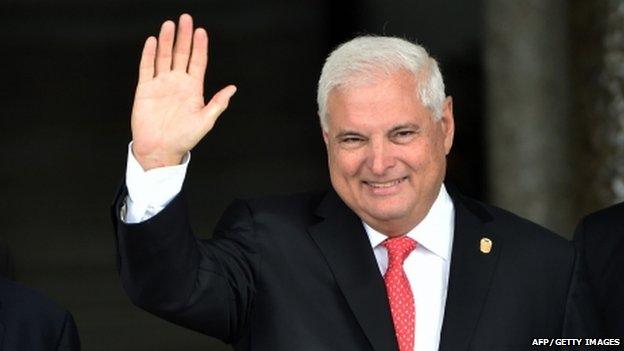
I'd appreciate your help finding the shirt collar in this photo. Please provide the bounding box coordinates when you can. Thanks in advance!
[364,184,455,261]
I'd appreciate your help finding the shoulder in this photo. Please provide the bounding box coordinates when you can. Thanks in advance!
[0,276,79,349]
[225,190,327,221]
[245,191,325,213]
[0,276,71,325]
[213,190,327,236]
[578,202,624,231]
[574,202,624,249]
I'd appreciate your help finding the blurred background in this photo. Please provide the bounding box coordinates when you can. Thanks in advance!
[0,0,622,349]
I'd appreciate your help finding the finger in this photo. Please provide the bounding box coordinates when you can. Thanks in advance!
[201,85,237,127]
[138,36,157,83]
[172,14,193,71]
[188,28,208,81]
[155,20,175,75]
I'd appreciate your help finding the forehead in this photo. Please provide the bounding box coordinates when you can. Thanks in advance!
[326,71,430,130]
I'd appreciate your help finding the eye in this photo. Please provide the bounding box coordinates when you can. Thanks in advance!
[390,129,416,143]
[395,130,414,137]
[341,136,364,143]
[337,134,366,149]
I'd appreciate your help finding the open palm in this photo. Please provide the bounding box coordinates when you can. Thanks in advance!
[131,14,236,170]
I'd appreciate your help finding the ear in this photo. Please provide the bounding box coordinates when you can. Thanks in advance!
[440,96,455,155]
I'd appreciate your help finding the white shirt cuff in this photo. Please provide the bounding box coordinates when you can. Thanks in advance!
[123,142,190,223]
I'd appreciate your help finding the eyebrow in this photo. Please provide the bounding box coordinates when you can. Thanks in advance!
[388,123,420,133]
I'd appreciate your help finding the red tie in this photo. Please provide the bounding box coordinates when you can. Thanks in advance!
[383,236,417,351]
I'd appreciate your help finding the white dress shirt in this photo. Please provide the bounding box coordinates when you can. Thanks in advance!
[364,185,454,351]
[123,142,189,223]
[124,145,455,351]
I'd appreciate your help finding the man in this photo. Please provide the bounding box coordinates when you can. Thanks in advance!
[0,276,81,350]
[0,243,80,350]
[574,202,624,338]
[113,14,597,351]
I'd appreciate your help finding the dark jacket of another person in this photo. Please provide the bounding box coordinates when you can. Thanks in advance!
[575,202,624,338]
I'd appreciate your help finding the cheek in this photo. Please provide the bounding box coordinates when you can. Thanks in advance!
[403,142,430,167]
[432,128,449,155]
[329,148,363,177]
[420,140,448,180]
[403,141,442,175]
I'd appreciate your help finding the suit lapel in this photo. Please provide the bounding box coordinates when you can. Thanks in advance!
[308,191,399,351]
[438,192,502,351]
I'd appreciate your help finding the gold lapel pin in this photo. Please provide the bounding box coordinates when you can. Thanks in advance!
[480,237,493,254]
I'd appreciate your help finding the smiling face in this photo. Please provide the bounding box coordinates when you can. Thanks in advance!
[323,70,454,236]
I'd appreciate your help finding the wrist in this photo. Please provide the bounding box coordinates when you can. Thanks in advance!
[131,145,185,171]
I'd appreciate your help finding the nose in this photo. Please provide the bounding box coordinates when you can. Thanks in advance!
[367,138,395,175]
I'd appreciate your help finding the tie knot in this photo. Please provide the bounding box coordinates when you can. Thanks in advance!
[383,236,417,265]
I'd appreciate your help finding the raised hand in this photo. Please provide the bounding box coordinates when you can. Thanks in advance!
[130,14,237,170]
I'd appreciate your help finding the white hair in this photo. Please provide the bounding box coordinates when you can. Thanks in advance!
[317,36,446,130]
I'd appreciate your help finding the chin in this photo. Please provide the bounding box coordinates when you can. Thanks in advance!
[362,205,411,222]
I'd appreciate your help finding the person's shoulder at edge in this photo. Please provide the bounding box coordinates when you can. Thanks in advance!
[577,202,624,230]
[574,201,624,257]
[0,275,80,348]
[0,275,75,323]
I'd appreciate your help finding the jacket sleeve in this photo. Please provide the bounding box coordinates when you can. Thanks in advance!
[112,186,259,343]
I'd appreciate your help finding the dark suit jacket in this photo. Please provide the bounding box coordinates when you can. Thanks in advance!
[0,276,80,351]
[113,186,598,351]
[574,202,624,338]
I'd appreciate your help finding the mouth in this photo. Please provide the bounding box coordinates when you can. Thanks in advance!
[363,176,408,189]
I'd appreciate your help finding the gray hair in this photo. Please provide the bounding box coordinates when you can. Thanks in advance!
[317,36,446,130]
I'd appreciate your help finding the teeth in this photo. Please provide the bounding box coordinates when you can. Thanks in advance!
[367,178,404,188]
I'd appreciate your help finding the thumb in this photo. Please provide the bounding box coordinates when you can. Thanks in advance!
[201,85,237,128]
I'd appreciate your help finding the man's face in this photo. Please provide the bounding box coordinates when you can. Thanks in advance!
[323,71,454,236]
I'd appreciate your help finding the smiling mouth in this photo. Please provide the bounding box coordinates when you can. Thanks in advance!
[363,177,408,188]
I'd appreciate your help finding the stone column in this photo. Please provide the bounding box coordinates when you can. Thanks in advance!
[570,0,624,216]
[484,0,573,235]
